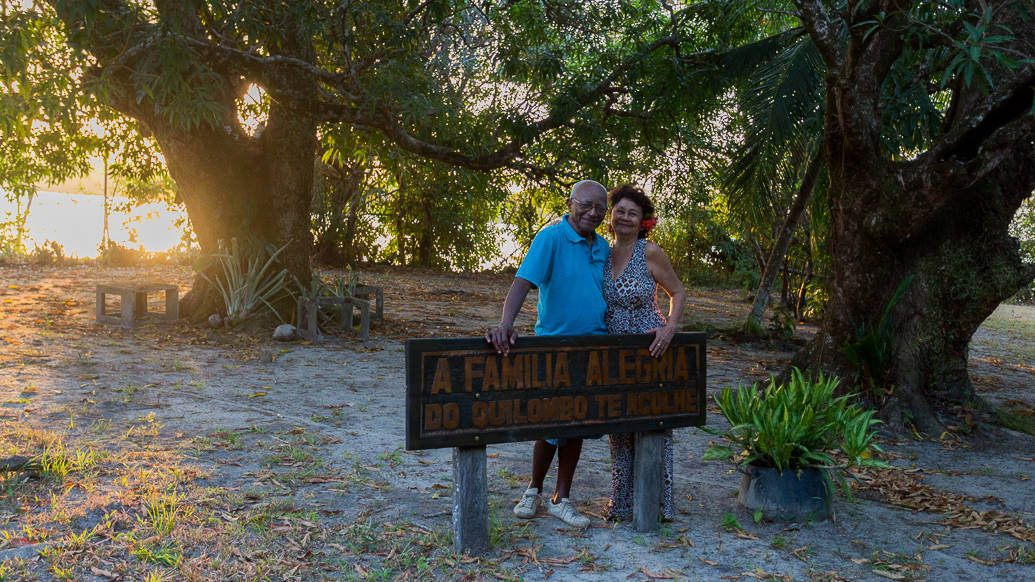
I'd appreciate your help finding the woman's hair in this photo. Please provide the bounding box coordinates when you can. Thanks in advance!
[609,184,655,239]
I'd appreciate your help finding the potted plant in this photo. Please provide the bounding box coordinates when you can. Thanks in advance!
[703,368,886,521]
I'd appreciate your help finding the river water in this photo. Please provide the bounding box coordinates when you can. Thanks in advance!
[0,191,188,258]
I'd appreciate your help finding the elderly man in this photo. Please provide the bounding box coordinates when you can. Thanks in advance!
[485,179,609,529]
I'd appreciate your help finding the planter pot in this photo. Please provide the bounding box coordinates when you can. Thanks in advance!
[738,464,832,522]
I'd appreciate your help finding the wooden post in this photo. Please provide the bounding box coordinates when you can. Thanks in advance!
[633,430,664,532]
[452,445,489,555]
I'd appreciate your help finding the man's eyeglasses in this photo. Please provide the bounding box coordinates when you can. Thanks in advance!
[570,198,606,215]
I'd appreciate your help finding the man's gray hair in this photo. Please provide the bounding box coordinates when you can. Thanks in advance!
[569,180,607,199]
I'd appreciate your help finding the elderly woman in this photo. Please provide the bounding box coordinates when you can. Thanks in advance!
[603,184,687,521]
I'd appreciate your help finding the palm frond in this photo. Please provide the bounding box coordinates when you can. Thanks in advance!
[722,35,826,228]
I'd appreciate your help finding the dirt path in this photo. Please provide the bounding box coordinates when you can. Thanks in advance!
[0,264,1033,581]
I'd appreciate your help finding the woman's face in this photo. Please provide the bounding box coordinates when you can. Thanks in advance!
[610,197,644,238]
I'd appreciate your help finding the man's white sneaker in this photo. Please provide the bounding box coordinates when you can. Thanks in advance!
[547,498,590,528]
[513,488,542,518]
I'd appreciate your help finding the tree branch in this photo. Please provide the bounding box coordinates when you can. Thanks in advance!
[926,64,1035,168]
[196,33,688,171]
[791,0,843,69]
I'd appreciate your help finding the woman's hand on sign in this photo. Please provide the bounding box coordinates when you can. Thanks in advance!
[646,324,677,358]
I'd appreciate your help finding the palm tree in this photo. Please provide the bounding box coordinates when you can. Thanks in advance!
[718,29,827,333]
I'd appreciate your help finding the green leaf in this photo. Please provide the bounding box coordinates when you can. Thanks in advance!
[701,446,735,462]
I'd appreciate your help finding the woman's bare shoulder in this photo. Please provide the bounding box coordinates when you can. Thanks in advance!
[644,240,666,258]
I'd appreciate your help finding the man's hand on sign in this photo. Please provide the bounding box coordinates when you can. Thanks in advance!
[485,324,518,355]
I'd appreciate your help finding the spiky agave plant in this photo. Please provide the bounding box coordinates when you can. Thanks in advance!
[202,238,293,327]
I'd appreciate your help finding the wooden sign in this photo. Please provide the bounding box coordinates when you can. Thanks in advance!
[405,333,706,450]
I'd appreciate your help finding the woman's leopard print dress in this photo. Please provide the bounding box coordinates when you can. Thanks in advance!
[603,238,674,521]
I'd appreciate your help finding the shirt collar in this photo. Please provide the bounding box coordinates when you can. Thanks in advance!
[561,213,595,244]
[561,214,605,258]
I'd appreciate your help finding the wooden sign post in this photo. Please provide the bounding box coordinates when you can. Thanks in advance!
[406,333,706,553]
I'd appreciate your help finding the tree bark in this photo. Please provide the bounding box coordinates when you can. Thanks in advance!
[790,0,1035,433]
[154,99,316,321]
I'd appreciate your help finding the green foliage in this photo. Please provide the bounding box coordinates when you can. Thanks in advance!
[324,271,359,300]
[499,183,567,262]
[0,5,178,253]
[365,158,506,270]
[29,240,65,265]
[137,491,191,537]
[35,442,96,480]
[703,368,886,471]
[1012,196,1035,265]
[299,270,362,327]
[718,512,743,532]
[96,240,143,267]
[839,275,915,401]
[652,190,757,286]
[1009,197,1035,303]
[767,307,797,339]
[200,238,293,327]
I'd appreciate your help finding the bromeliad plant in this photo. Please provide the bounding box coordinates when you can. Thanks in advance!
[703,368,886,471]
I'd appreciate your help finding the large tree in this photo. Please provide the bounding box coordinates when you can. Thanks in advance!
[782,0,1035,431]
[2,0,725,317]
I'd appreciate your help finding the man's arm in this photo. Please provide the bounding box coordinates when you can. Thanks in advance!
[485,277,533,355]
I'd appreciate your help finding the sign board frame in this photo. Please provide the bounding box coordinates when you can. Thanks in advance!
[406,333,706,450]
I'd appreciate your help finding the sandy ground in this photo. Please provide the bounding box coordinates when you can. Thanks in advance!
[0,263,1033,581]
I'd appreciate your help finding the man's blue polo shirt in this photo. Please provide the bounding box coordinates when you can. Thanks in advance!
[515,215,609,336]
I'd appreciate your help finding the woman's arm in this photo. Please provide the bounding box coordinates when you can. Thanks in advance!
[644,241,687,357]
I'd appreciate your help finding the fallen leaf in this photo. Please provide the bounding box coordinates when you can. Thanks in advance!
[248,392,266,398]
[699,557,719,567]
[966,555,996,566]
[638,567,674,579]
[89,566,118,579]
[872,569,906,580]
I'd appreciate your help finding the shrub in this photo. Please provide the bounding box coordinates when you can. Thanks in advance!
[703,368,886,471]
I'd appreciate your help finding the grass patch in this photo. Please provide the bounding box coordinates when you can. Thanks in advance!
[331,519,511,580]
[997,406,1035,435]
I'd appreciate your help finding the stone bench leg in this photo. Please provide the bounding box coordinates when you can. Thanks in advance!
[354,285,384,322]
[372,287,383,322]
[96,287,137,327]
[346,297,371,341]
[164,287,179,321]
[296,297,323,342]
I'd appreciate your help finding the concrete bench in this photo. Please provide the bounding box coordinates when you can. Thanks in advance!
[297,295,370,342]
[96,283,178,327]
[352,285,384,322]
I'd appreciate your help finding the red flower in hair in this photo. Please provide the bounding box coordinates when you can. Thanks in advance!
[641,217,657,230]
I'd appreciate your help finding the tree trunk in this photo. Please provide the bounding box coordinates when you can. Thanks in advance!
[156,103,317,321]
[792,99,1035,435]
[789,0,1035,433]
[343,193,363,266]
[419,198,434,268]
[746,153,820,330]
[313,163,365,267]
[793,234,813,321]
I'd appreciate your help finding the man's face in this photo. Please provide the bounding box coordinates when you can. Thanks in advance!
[567,187,607,238]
